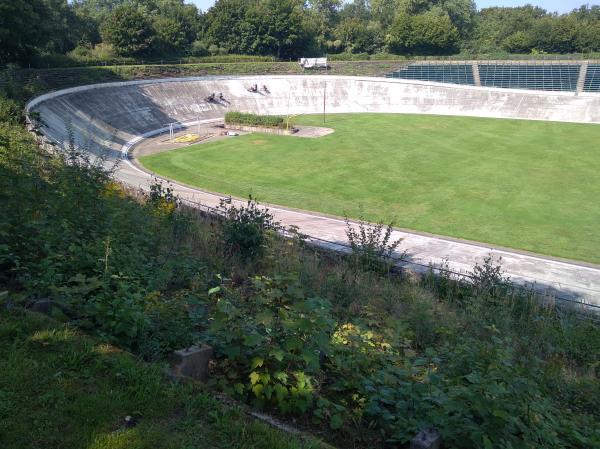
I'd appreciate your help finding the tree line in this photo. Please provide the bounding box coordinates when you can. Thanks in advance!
[2,0,600,65]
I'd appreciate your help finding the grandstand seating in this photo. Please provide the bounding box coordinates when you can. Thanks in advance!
[478,64,580,91]
[385,64,475,86]
[386,62,592,92]
[583,65,600,92]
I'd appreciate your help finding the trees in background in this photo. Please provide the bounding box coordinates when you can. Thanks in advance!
[470,5,600,54]
[388,10,460,55]
[101,3,154,56]
[0,0,42,62]
[2,0,600,65]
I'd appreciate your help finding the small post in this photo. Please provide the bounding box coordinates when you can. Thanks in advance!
[323,81,326,125]
[172,345,213,381]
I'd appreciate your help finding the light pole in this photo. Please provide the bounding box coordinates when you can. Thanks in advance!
[323,81,327,125]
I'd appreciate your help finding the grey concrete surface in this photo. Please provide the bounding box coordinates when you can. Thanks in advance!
[26,75,600,309]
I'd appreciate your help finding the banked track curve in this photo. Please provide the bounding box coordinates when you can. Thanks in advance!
[26,75,600,309]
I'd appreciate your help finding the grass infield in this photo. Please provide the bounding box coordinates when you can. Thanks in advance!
[140,113,600,264]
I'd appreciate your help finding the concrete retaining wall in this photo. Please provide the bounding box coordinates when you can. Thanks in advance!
[27,75,600,165]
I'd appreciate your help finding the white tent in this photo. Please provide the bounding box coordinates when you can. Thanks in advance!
[299,57,327,69]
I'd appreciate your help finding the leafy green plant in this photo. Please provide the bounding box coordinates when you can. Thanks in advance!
[345,217,403,273]
[0,95,22,124]
[204,275,335,414]
[363,333,599,448]
[148,177,179,216]
[470,254,510,296]
[217,196,278,260]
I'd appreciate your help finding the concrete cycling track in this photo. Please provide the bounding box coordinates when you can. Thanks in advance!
[27,75,600,309]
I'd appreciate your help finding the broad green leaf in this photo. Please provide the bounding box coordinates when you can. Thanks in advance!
[269,348,285,362]
[330,414,343,430]
[249,371,260,385]
[251,357,264,369]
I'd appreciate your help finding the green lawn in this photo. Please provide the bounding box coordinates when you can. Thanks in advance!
[140,114,600,264]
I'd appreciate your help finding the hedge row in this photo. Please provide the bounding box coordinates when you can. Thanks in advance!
[225,111,285,129]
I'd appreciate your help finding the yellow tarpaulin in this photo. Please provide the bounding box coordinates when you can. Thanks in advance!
[174,133,200,143]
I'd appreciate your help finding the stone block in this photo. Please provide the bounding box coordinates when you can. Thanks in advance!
[411,427,442,449]
[172,345,213,381]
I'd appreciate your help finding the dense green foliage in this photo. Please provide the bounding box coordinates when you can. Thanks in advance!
[470,5,600,54]
[1,92,599,447]
[0,309,327,449]
[100,3,156,56]
[2,1,600,66]
[217,197,279,260]
[225,111,286,129]
[388,10,461,55]
[140,113,600,264]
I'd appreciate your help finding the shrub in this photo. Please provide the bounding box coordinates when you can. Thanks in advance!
[190,40,209,57]
[225,111,285,129]
[204,275,335,413]
[328,52,371,61]
[0,96,22,124]
[148,177,179,216]
[363,335,597,448]
[217,197,278,260]
[470,254,510,299]
[345,217,403,273]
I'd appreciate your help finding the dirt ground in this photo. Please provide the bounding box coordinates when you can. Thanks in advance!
[131,120,335,159]
[131,120,235,158]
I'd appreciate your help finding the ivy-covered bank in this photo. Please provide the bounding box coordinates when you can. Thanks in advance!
[1,90,599,448]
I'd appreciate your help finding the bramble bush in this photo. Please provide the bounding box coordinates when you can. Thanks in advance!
[0,121,202,359]
[204,275,334,413]
[345,217,403,273]
[363,333,599,448]
[217,197,278,260]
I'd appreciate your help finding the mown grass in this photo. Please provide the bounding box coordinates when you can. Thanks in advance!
[140,113,600,264]
[0,308,329,449]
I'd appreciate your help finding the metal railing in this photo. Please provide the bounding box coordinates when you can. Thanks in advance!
[584,65,600,92]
